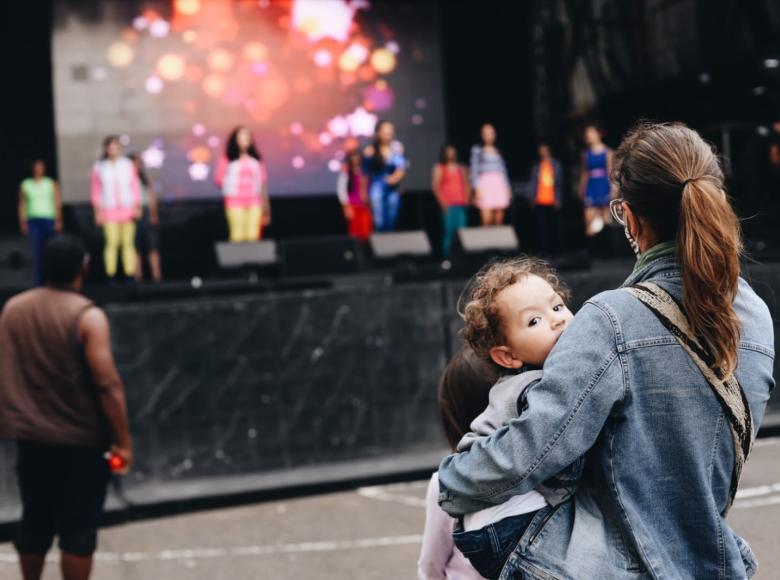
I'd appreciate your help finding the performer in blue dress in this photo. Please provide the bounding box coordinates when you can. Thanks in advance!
[578,124,614,237]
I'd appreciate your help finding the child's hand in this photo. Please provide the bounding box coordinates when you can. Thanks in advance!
[343,206,355,221]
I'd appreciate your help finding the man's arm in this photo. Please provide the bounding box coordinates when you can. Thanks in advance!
[438,301,625,516]
[79,307,132,473]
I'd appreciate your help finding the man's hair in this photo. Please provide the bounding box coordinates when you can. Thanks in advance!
[43,235,87,285]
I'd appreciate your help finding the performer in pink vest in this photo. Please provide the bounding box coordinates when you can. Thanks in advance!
[214,127,270,242]
[90,136,141,279]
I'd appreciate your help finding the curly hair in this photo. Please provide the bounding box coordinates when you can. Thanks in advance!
[458,256,571,361]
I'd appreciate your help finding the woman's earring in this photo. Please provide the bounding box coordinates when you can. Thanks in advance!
[625,225,641,258]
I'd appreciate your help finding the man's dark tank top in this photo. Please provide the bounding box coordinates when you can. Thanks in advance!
[0,288,110,446]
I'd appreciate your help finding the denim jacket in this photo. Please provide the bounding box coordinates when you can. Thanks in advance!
[439,256,775,579]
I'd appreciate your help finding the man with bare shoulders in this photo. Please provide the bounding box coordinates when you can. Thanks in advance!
[0,235,132,580]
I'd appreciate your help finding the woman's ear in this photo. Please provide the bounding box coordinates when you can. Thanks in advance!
[489,346,523,370]
[623,202,658,252]
[623,202,641,240]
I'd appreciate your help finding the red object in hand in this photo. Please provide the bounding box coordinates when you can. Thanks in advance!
[105,452,127,473]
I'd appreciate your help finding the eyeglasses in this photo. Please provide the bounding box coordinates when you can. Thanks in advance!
[609,198,626,226]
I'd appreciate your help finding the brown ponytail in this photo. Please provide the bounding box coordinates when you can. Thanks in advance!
[612,122,742,375]
[678,177,742,375]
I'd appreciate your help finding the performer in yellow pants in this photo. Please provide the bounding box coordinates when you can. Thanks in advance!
[103,221,137,277]
[214,127,271,243]
[225,206,262,242]
[91,135,142,279]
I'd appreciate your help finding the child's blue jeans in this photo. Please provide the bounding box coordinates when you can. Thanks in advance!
[452,511,538,580]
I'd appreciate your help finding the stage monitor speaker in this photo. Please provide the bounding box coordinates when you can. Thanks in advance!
[369,231,432,259]
[0,237,33,287]
[282,236,359,277]
[215,241,278,268]
[457,226,519,253]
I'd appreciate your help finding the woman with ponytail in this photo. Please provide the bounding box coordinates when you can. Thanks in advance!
[438,122,774,578]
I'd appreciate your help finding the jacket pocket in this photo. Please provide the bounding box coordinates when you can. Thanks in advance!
[735,533,758,578]
[525,503,566,547]
[609,517,645,573]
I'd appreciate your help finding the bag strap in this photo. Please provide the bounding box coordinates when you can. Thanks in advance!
[622,282,753,513]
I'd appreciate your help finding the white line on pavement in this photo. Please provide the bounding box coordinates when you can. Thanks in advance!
[357,486,427,508]
[734,494,780,509]
[736,482,780,499]
[0,535,424,565]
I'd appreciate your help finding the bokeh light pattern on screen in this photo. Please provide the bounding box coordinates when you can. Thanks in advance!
[53,0,445,201]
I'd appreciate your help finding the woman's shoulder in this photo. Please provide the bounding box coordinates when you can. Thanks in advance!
[586,287,660,321]
[569,289,644,339]
[737,277,772,316]
[582,283,698,345]
[736,277,774,348]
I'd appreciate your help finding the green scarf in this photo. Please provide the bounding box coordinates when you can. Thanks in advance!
[631,241,676,276]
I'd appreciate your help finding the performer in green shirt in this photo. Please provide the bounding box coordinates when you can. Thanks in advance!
[18,160,63,286]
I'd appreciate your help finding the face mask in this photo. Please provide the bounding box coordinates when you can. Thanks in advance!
[625,224,641,258]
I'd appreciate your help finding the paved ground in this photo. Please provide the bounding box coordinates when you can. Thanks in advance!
[1,438,779,579]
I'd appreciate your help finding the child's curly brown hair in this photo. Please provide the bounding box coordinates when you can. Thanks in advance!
[458,256,571,361]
